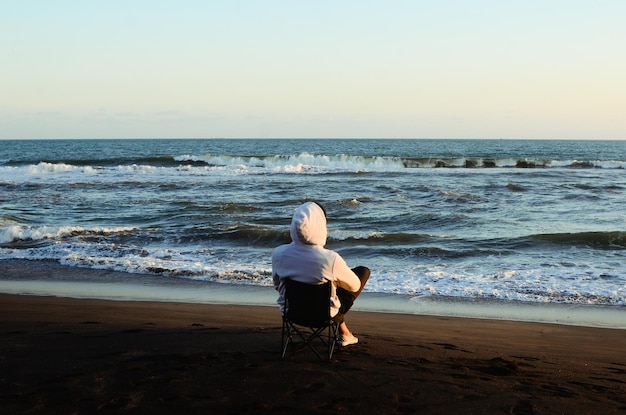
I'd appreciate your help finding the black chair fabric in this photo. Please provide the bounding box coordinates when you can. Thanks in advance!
[281,279,338,361]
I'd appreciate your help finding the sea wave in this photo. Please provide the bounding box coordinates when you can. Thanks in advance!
[328,230,626,250]
[175,153,626,170]
[2,224,624,306]
[0,223,138,246]
[532,231,626,249]
[4,219,623,255]
[5,247,623,307]
[3,139,625,309]
[3,153,625,178]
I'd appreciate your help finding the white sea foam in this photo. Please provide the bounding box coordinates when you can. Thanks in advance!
[4,232,623,307]
[177,152,407,173]
[0,223,137,244]
[173,153,626,171]
[1,155,624,189]
[0,224,77,244]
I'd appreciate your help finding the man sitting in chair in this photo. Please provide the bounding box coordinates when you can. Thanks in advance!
[272,201,370,347]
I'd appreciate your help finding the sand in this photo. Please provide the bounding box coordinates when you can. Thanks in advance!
[1,293,625,414]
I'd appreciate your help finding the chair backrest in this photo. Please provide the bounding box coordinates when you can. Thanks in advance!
[283,279,332,328]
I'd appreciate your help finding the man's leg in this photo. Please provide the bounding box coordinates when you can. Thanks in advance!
[334,266,370,323]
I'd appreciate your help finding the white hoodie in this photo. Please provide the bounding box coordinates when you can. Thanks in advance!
[272,202,361,316]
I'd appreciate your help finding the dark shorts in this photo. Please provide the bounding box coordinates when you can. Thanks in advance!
[333,266,370,323]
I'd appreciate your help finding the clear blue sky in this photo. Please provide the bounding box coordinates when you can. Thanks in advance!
[2,1,625,139]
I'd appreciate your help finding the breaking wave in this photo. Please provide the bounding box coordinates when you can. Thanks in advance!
[3,153,625,179]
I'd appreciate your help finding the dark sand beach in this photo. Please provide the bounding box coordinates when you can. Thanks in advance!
[1,293,625,414]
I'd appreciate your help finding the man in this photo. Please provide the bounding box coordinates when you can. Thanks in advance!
[272,201,370,346]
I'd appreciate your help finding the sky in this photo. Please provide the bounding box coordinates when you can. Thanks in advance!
[1,1,625,139]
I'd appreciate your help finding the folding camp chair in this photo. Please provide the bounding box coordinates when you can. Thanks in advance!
[281,279,339,361]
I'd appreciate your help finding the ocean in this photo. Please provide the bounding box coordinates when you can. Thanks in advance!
[1,139,625,327]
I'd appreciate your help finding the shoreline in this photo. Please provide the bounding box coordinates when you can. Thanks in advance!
[2,293,625,414]
[2,259,625,330]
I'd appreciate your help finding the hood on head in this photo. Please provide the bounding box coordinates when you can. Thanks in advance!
[290,202,327,246]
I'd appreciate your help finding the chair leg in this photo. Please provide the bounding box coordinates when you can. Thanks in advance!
[281,319,339,362]
[282,319,315,358]
[281,318,293,358]
[327,322,338,360]
[307,326,327,361]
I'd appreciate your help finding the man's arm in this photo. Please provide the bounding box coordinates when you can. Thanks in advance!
[332,254,361,292]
